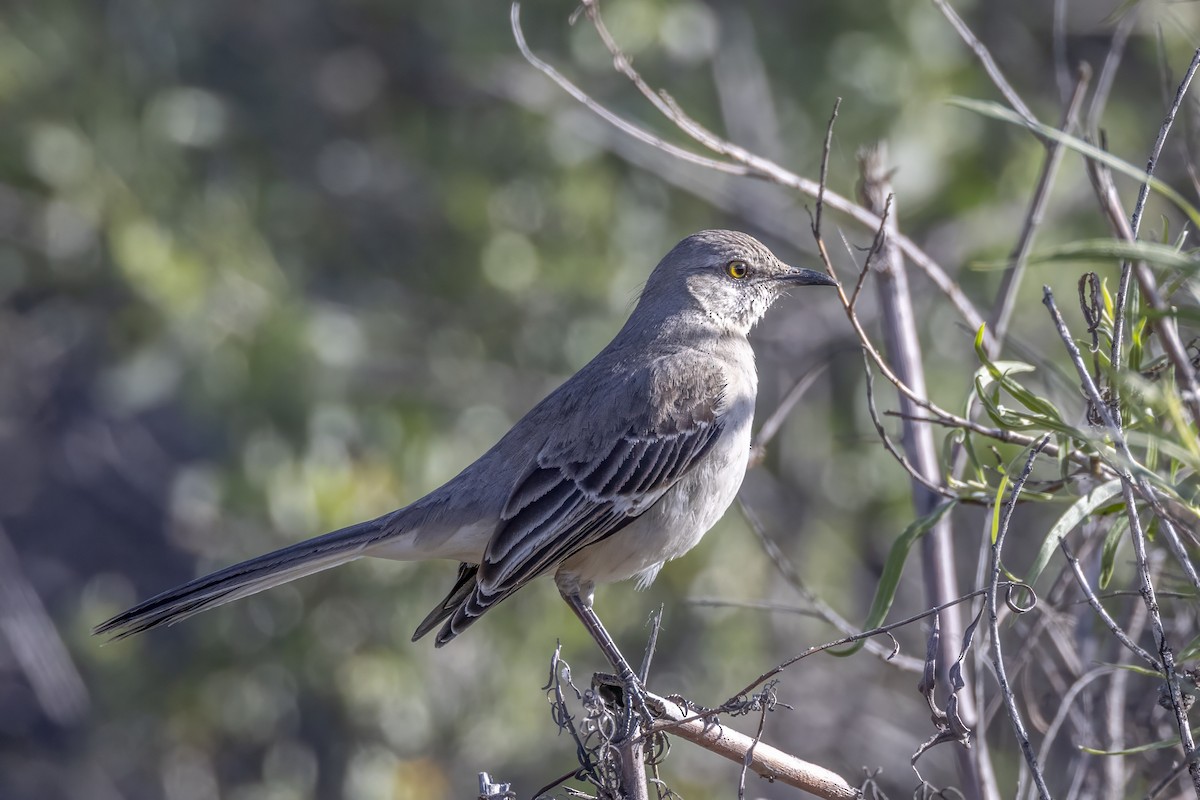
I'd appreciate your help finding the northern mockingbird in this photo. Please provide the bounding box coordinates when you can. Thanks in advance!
[96,229,835,701]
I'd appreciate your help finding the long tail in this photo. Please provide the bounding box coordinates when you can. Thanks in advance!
[94,516,388,640]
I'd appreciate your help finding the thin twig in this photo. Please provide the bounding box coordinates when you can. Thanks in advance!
[990,64,1091,348]
[862,351,959,500]
[1060,539,1161,671]
[738,696,771,800]
[884,410,1092,468]
[638,606,663,684]
[509,4,747,176]
[1044,288,1200,796]
[724,584,1028,710]
[987,437,1053,800]
[1027,667,1117,800]
[1145,753,1200,800]
[1086,10,1138,132]
[813,98,841,240]
[848,197,892,311]
[930,0,1040,130]
[749,364,828,466]
[512,0,994,346]
[737,498,926,671]
[1129,47,1200,240]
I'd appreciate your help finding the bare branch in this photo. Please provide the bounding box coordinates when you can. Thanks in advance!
[1044,287,1200,797]
[643,690,859,800]
[931,0,1040,129]
[1130,47,1200,240]
[1082,101,1200,428]
[737,498,926,671]
[749,364,828,466]
[509,4,749,176]
[1060,539,1161,671]
[987,437,1053,800]
[1086,10,1138,132]
[857,145,989,794]
[990,64,1091,349]
[513,0,994,345]
[721,583,1031,706]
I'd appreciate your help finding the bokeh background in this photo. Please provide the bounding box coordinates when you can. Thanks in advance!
[3,0,1199,798]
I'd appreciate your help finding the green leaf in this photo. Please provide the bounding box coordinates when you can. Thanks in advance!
[830,501,957,657]
[991,474,1009,544]
[949,98,1200,229]
[974,361,1037,393]
[1099,514,1129,590]
[1025,479,1124,586]
[1094,661,1162,678]
[1021,239,1199,272]
[1178,631,1200,662]
[972,326,1070,429]
[1081,730,1199,756]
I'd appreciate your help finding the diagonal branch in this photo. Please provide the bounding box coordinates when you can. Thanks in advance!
[930,0,1040,130]
[1044,287,1200,798]
[987,437,1053,800]
[989,65,1091,349]
[509,1,994,348]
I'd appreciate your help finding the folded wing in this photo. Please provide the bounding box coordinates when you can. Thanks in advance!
[427,394,725,645]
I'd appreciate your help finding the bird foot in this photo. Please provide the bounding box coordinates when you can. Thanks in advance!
[595,670,656,739]
[623,674,656,739]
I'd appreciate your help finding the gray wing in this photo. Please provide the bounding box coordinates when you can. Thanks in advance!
[429,400,725,645]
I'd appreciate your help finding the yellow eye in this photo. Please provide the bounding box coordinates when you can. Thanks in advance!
[726,260,748,279]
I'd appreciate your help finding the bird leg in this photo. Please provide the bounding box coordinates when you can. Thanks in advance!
[560,590,653,738]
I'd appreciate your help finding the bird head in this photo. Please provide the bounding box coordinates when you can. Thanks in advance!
[642,229,836,335]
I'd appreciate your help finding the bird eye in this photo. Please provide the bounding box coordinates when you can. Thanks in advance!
[726,260,748,279]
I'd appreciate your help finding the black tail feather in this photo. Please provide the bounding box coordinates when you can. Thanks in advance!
[94,517,387,640]
[411,562,478,643]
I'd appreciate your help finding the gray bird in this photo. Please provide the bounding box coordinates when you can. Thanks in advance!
[95,229,835,695]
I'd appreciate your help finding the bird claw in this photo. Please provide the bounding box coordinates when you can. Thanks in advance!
[593,670,656,739]
[618,671,655,739]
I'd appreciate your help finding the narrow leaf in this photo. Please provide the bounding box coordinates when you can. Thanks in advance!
[1082,730,1200,756]
[991,474,1009,545]
[1026,479,1123,586]
[1099,514,1129,590]
[1022,239,1198,272]
[949,97,1200,229]
[830,501,957,657]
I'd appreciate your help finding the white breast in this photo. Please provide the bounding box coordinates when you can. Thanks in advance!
[557,349,757,592]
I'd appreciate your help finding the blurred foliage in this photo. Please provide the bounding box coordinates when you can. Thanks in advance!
[3,0,1200,798]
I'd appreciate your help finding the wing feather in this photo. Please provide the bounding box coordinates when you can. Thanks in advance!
[575,438,638,494]
[430,401,726,645]
[597,438,653,495]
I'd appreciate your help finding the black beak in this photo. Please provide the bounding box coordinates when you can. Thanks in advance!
[778,266,838,287]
